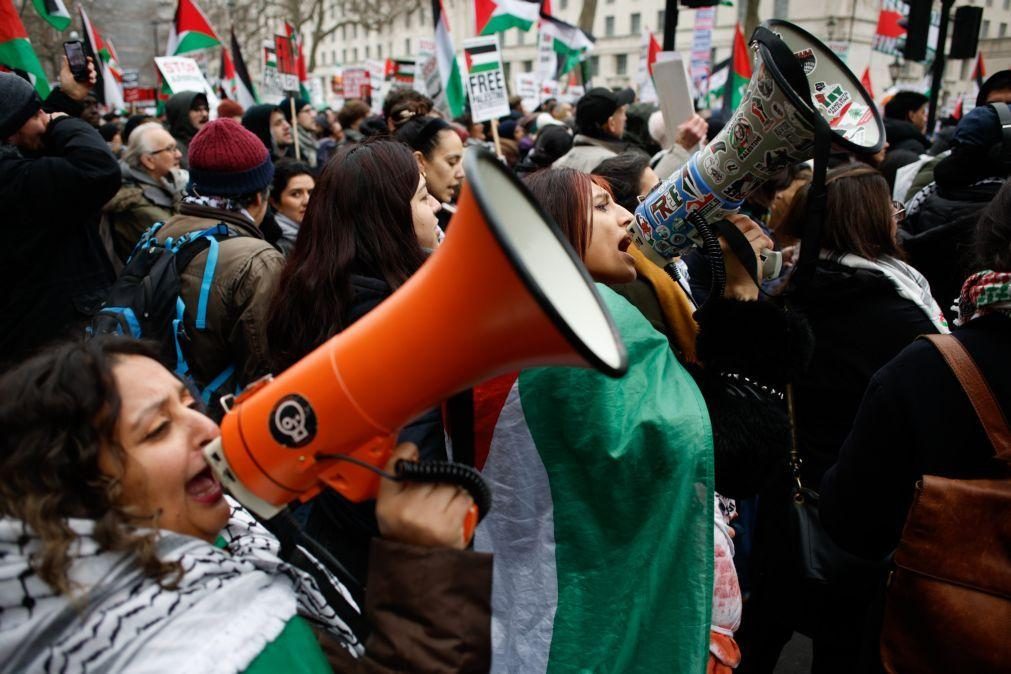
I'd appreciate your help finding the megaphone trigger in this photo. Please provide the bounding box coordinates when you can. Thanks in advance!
[760,249,783,281]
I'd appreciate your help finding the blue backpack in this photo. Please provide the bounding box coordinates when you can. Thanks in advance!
[89,222,237,405]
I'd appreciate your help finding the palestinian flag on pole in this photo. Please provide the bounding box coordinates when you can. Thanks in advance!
[475,0,540,35]
[463,40,498,75]
[166,0,221,56]
[860,65,874,101]
[724,23,751,113]
[284,21,312,103]
[222,28,258,108]
[637,27,660,103]
[80,6,125,110]
[431,0,465,118]
[31,0,70,31]
[0,0,50,98]
[701,57,728,109]
[472,286,714,673]
[966,51,986,111]
[539,12,594,77]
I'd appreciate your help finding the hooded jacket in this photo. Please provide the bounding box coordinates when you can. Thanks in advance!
[165,91,207,169]
[552,132,640,173]
[883,118,930,155]
[0,110,121,368]
[242,104,294,162]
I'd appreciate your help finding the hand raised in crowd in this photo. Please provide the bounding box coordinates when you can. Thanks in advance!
[376,442,475,550]
[720,213,774,302]
[675,113,709,151]
[59,55,97,101]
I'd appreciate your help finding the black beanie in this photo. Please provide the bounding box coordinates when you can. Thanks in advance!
[0,72,42,139]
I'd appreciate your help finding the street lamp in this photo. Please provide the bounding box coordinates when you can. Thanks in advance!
[888,55,902,86]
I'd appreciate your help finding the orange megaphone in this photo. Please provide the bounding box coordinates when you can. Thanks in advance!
[202,149,628,533]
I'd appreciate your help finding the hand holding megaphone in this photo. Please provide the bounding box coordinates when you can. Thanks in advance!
[376,443,478,549]
[719,214,775,300]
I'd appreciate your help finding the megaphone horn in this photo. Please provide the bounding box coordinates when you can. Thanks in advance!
[632,19,884,292]
[202,149,629,529]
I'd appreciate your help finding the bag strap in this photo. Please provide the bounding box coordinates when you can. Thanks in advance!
[921,334,1011,460]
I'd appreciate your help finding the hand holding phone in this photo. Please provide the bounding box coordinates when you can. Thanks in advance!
[63,41,88,82]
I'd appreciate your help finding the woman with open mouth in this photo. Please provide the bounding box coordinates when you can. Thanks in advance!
[0,337,491,673]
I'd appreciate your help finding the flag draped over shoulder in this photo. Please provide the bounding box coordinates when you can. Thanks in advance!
[475,0,540,35]
[0,0,50,98]
[431,0,465,117]
[166,0,221,56]
[539,12,594,77]
[473,285,714,673]
[31,0,70,31]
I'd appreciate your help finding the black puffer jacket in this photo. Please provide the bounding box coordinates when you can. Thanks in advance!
[902,180,1002,320]
[0,103,120,368]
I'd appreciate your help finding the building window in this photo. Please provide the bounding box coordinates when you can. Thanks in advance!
[342,48,348,63]
[518,29,526,45]
[378,44,383,59]
[522,59,533,72]
[983,19,991,38]
[559,0,568,9]
[341,25,347,40]
[405,11,412,28]
[352,47,358,62]
[503,62,511,83]
[331,49,336,64]
[631,13,641,35]
[590,55,600,76]
[405,37,411,54]
[1005,0,1010,11]
[658,10,665,30]
[616,53,627,75]
[1001,22,1008,38]
[605,16,615,37]
[365,45,371,58]
[353,24,358,39]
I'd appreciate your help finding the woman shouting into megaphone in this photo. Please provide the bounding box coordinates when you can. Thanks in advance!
[0,337,491,673]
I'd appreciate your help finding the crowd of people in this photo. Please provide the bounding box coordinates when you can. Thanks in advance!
[1,52,1009,674]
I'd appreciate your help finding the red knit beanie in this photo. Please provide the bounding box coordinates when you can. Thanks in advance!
[187,118,274,196]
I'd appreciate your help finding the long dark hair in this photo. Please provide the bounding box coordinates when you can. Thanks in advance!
[784,163,904,260]
[0,337,183,595]
[266,138,426,372]
[592,152,651,213]
[394,115,453,158]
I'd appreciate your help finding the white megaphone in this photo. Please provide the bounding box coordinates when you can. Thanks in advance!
[632,20,884,288]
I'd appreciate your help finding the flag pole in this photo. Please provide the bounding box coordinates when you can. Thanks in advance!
[290,95,301,160]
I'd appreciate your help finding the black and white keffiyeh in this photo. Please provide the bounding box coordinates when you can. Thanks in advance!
[0,499,363,674]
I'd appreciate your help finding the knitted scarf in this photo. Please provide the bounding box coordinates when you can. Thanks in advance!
[956,270,1011,326]
[0,500,363,674]
[821,251,950,333]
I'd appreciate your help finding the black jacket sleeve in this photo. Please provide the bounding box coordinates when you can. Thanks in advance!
[23,116,121,226]
[819,365,919,560]
[41,87,85,117]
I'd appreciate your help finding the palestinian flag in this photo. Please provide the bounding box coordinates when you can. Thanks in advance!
[31,0,70,31]
[725,23,751,113]
[284,22,312,103]
[222,28,258,108]
[0,0,50,98]
[431,0,465,117]
[166,0,221,56]
[637,27,660,103]
[860,65,874,101]
[951,95,963,121]
[80,6,125,110]
[539,12,594,77]
[472,285,714,673]
[463,40,498,75]
[475,0,540,35]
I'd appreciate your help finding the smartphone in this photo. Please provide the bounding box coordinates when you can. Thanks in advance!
[63,40,88,82]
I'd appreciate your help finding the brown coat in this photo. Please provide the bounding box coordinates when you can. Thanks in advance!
[318,539,492,673]
[157,203,284,405]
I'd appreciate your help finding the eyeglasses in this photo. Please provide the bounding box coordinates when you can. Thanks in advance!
[892,200,906,223]
[149,144,179,156]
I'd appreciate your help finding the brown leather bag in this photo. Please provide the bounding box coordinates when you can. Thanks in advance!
[880,334,1011,674]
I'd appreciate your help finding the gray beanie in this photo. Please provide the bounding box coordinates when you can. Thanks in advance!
[0,72,42,139]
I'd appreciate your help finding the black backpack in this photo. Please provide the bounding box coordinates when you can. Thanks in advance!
[89,221,237,404]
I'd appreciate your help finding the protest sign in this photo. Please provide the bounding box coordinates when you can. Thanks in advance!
[261,42,285,103]
[342,67,371,100]
[515,72,539,113]
[463,35,509,123]
[154,56,220,110]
